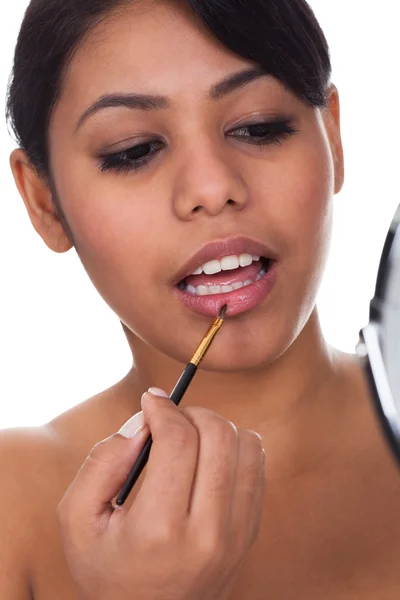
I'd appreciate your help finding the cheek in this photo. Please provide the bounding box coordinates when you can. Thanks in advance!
[53,168,162,292]
[73,198,167,331]
[294,139,334,267]
[262,132,335,262]
[252,129,334,320]
[83,207,159,288]
[48,137,156,268]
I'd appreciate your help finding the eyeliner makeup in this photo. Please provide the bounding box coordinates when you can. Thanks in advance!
[115,304,228,506]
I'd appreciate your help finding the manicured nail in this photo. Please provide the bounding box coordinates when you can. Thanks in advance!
[118,411,145,438]
[148,387,169,397]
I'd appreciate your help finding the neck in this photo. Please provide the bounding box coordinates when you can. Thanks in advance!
[119,306,351,479]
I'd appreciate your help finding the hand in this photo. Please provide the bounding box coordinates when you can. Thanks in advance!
[57,388,266,600]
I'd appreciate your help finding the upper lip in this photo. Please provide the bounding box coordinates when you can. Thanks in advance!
[173,236,279,285]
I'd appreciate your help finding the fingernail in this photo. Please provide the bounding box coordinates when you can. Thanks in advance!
[118,411,145,438]
[148,387,169,397]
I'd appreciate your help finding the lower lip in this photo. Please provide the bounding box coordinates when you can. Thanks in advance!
[174,260,278,318]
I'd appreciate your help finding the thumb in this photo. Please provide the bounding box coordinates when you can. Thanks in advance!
[57,411,149,535]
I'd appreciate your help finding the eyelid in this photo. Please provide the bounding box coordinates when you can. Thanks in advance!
[99,135,163,156]
[227,115,295,132]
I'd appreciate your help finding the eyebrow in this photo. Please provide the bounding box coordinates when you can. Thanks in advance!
[74,66,270,132]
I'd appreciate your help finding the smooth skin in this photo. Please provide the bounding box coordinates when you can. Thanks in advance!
[2,0,400,598]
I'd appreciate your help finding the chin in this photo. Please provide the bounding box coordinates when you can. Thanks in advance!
[164,314,297,374]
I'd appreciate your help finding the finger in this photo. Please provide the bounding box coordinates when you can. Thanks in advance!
[183,407,238,535]
[57,420,150,538]
[230,430,266,550]
[128,392,200,528]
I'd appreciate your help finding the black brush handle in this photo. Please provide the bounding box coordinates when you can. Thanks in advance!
[115,362,197,506]
[169,362,197,405]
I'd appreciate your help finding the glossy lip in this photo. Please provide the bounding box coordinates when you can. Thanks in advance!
[172,236,279,286]
[174,259,278,318]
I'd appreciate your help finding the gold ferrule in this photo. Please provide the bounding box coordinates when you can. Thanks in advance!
[190,317,225,366]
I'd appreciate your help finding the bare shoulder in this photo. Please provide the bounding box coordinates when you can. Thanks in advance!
[332,347,400,526]
[0,420,87,600]
[0,424,58,514]
[0,381,133,600]
[0,425,59,599]
[0,375,136,505]
[45,377,137,460]
[332,346,400,466]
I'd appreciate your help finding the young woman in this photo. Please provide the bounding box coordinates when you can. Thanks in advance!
[2,0,400,598]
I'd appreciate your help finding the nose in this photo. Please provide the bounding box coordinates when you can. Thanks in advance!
[172,142,249,220]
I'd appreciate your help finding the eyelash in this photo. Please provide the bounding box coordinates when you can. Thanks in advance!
[98,119,299,175]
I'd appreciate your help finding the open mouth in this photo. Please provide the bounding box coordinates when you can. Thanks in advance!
[177,255,274,296]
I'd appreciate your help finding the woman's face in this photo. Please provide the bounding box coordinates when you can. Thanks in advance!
[47,0,343,371]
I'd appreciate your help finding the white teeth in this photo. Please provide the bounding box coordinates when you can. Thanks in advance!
[209,286,221,295]
[191,253,262,275]
[196,285,209,296]
[220,255,240,271]
[182,261,270,296]
[194,280,253,296]
[203,260,221,275]
[239,253,253,268]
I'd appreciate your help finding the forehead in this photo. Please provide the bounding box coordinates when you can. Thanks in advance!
[58,0,285,114]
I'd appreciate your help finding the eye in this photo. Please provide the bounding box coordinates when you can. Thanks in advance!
[98,139,164,174]
[228,118,298,147]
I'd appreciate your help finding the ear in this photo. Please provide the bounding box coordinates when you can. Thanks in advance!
[322,83,345,195]
[9,149,73,253]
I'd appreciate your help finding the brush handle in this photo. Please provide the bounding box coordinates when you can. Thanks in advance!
[115,362,197,506]
[169,362,197,405]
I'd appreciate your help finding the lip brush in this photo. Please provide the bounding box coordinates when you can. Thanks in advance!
[115,304,228,506]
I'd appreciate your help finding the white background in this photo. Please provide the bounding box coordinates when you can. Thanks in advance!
[0,1,398,428]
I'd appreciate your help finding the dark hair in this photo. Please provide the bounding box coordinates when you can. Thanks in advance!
[6,0,331,178]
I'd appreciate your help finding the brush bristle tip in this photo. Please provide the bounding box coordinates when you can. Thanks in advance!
[218,304,228,319]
